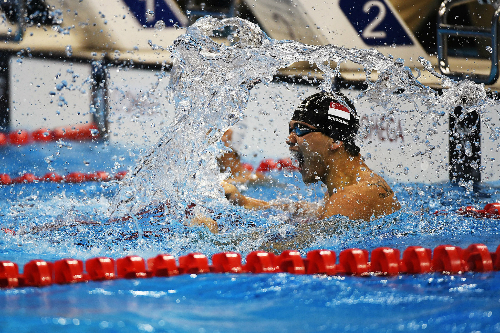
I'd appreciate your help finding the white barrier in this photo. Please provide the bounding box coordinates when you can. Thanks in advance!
[10,58,92,129]
[482,104,500,182]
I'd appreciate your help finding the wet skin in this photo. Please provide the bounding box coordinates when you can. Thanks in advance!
[223,121,400,221]
[286,120,400,220]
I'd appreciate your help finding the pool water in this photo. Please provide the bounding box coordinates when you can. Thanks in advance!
[0,141,499,333]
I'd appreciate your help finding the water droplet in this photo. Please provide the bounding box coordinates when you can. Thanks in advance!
[56,80,68,91]
[154,20,165,31]
[464,141,472,157]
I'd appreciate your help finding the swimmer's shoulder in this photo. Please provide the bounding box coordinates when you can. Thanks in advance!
[359,172,401,216]
[322,173,400,220]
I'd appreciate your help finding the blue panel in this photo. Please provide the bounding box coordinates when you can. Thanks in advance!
[339,0,413,46]
[122,0,184,28]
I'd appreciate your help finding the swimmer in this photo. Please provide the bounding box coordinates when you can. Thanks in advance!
[223,91,401,221]
[217,128,265,184]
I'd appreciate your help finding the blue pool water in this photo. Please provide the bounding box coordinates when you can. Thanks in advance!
[0,142,499,333]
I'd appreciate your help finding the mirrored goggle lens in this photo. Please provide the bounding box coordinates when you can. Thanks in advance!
[289,124,318,137]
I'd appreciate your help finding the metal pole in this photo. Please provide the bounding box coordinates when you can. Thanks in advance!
[449,105,481,185]
[0,55,10,131]
[90,60,108,140]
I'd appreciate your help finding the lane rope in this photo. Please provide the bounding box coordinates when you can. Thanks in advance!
[1,244,499,288]
[0,170,128,185]
[0,123,100,146]
[0,157,294,186]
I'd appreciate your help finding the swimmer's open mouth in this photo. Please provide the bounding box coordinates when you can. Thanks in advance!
[291,151,304,170]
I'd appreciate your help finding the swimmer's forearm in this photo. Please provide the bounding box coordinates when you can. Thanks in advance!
[239,196,271,210]
[242,198,317,215]
[239,197,319,217]
[270,201,321,217]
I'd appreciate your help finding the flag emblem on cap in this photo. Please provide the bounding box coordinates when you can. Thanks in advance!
[328,102,350,120]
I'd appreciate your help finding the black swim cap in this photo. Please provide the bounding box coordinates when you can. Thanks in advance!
[291,91,360,155]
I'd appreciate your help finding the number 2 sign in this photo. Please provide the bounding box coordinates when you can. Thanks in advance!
[339,0,413,46]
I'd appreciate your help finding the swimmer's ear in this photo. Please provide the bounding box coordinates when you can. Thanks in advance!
[328,140,342,152]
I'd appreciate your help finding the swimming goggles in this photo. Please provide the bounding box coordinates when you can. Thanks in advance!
[289,123,321,137]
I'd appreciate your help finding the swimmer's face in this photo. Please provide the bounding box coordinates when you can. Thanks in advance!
[287,120,330,184]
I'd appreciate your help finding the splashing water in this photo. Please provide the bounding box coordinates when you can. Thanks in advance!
[110,16,495,220]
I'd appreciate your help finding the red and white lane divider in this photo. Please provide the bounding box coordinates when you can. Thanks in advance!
[457,203,500,218]
[0,171,128,185]
[0,244,499,288]
[0,123,100,146]
[432,203,500,219]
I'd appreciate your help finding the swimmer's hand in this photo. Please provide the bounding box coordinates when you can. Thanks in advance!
[190,214,218,234]
[222,181,270,210]
[222,181,245,205]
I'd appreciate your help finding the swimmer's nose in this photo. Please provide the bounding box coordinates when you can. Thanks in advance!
[286,132,297,147]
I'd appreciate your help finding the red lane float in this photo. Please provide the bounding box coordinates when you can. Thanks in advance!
[0,133,7,146]
[54,123,99,141]
[244,251,276,273]
[41,172,64,182]
[85,257,115,281]
[401,246,432,274]
[148,254,179,277]
[432,245,465,274]
[178,253,210,274]
[462,244,494,272]
[13,173,38,184]
[211,252,243,273]
[23,260,53,287]
[114,171,128,181]
[54,259,88,284]
[337,248,370,276]
[116,255,148,279]
[255,158,299,173]
[276,250,306,274]
[0,174,12,185]
[0,171,127,185]
[256,159,277,173]
[8,130,31,145]
[240,163,254,172]
[1,244,499,289]
[32,128,54,142]
[275,158,299,171]
[65,172,86,183]
[0,261,20,288]
[306,249,336,275]
[370,247,401,276]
